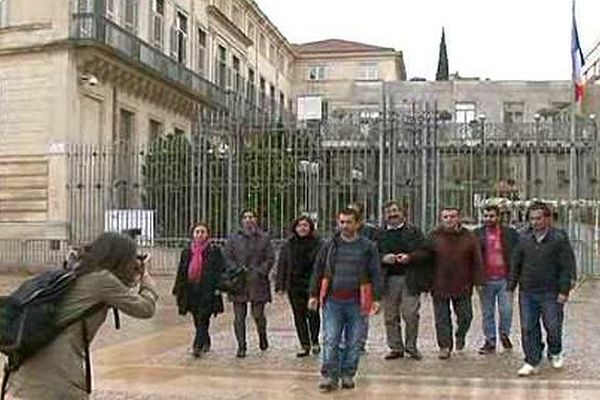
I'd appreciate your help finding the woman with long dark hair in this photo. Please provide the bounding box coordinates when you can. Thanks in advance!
[276,216,322,357]
[172,222,225,357]
[8,232,158,399]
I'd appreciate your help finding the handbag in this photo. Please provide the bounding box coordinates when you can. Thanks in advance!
[217,262,247,294]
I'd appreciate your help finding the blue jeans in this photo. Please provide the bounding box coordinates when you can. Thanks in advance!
[321,298,363,380]
[519,292,564,366]
[479,279,513,344]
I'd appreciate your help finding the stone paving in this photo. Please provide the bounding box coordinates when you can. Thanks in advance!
[0,273,599,399]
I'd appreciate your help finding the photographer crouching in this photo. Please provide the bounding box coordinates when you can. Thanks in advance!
[6,232,158,400]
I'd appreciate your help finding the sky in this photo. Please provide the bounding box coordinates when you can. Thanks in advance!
[255,0,600,81]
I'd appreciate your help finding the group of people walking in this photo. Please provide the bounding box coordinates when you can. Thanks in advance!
[172,200,576,392]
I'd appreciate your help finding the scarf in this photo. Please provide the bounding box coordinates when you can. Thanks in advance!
[188,239,209,283]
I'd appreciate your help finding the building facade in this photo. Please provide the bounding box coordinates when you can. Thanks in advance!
[0,0,296,241]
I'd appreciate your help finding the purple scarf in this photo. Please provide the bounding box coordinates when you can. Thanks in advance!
[188,239,209,283]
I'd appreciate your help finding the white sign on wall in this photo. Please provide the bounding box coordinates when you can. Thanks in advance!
[297,96,323,121]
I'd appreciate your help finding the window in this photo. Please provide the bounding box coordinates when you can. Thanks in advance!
[232,56,241,93]
[150,0,164,48]
[269,44,276,64]
[455,102,476,124]
[217,0,228,15]
[217,45,227,88]
[106,0,116,20]
[247,68,256,104]
[247,20,255,41]
[279,91,285,118]
[170,11,188,64]
[0,0,8,28]
[258,33,266,57]
[259,76,266,109]
[503,102,524,123]
[357,62,379,80]
[123,0,138,33]
[231,4,242,26]
[269,84,276,113]
[197,27,207,76]
[308,65,326,81]
[149,119,163,143]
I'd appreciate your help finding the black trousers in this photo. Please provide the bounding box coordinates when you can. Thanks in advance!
[289,290,320,348]
[432,294,473,350]
[233,301,267,350]
[190,308,212,351]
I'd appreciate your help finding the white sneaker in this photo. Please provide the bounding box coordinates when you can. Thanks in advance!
[551,353,565,369]
[518,363,539,376]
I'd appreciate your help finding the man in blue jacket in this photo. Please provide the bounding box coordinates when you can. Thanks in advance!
[509,202,575,376]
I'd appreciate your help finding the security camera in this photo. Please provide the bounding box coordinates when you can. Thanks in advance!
[80,73,98,86]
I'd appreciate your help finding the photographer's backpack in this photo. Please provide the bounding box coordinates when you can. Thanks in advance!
[0,267,117,399]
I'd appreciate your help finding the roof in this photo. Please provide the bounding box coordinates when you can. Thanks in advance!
[293,39,396,54]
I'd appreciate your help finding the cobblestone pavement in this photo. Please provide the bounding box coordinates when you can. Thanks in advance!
[0,274,599,399]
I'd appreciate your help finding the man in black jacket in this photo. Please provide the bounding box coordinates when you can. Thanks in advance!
[379,201,426,360]
[473,205,520,354]
[509,202,575,377]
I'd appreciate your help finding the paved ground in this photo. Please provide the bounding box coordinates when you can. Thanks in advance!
[0,273,599,399]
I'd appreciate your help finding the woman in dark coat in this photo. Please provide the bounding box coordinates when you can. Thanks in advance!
[172,222,225,357]
[275,216,323,357]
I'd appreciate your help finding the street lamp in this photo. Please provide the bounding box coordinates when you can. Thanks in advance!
[478,113,487,192]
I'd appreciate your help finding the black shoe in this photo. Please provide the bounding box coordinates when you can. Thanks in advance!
[406,349,423,360]
[383,350,404,360]
[455,337,466,351]
[438,348,451,359]
[192,347,202,358]
[201,343,211,353]
[296,347,310,358]
[259,336,269,351]
[478,341,496,355]
[340,376,355,389]
[236,348,246,358]
[311,344,321,355]
[500,334,513,350]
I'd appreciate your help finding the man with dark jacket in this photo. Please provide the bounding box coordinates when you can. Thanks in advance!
[414,207,484,359]
[225,209,275,358]
[473,205,520,354]
[308,207,382,392]
[509,202,575,377]
[378,201,426,360]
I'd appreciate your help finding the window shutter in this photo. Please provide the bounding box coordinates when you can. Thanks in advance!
[169,26,178,59]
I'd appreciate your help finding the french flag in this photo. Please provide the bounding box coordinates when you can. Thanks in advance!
[571,0,585,103]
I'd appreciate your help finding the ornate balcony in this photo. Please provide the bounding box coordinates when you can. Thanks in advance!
[70,13,226,109]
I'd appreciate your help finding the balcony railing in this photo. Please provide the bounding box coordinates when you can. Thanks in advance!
[70,13,226,108]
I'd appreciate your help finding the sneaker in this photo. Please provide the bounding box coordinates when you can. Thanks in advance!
[478,341,496,355]
[311,344,321,355]
[340,376,355,389]
[296,347,310,358]
[500,334,513,350]
[236,348,246,358]
[438,348,451,360]
[318,377,338,392]
[518,363,539,377]
[406,349,423,360]
[383,350,404,360]
[455,337,466,352]
[550,353,565,369]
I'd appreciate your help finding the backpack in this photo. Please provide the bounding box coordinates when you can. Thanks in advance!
[0,268,113,399]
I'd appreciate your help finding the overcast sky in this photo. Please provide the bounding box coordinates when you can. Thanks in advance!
[256,0,600,81]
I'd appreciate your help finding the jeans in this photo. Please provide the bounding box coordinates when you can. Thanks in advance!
[519,292,564,366]
[289,290,320,348]
[233,301,267,350]
[383,275,421,352]
[191,308,211,351]
[432,294,473,350]
[478,279,513,344]
[321,298,363,380]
